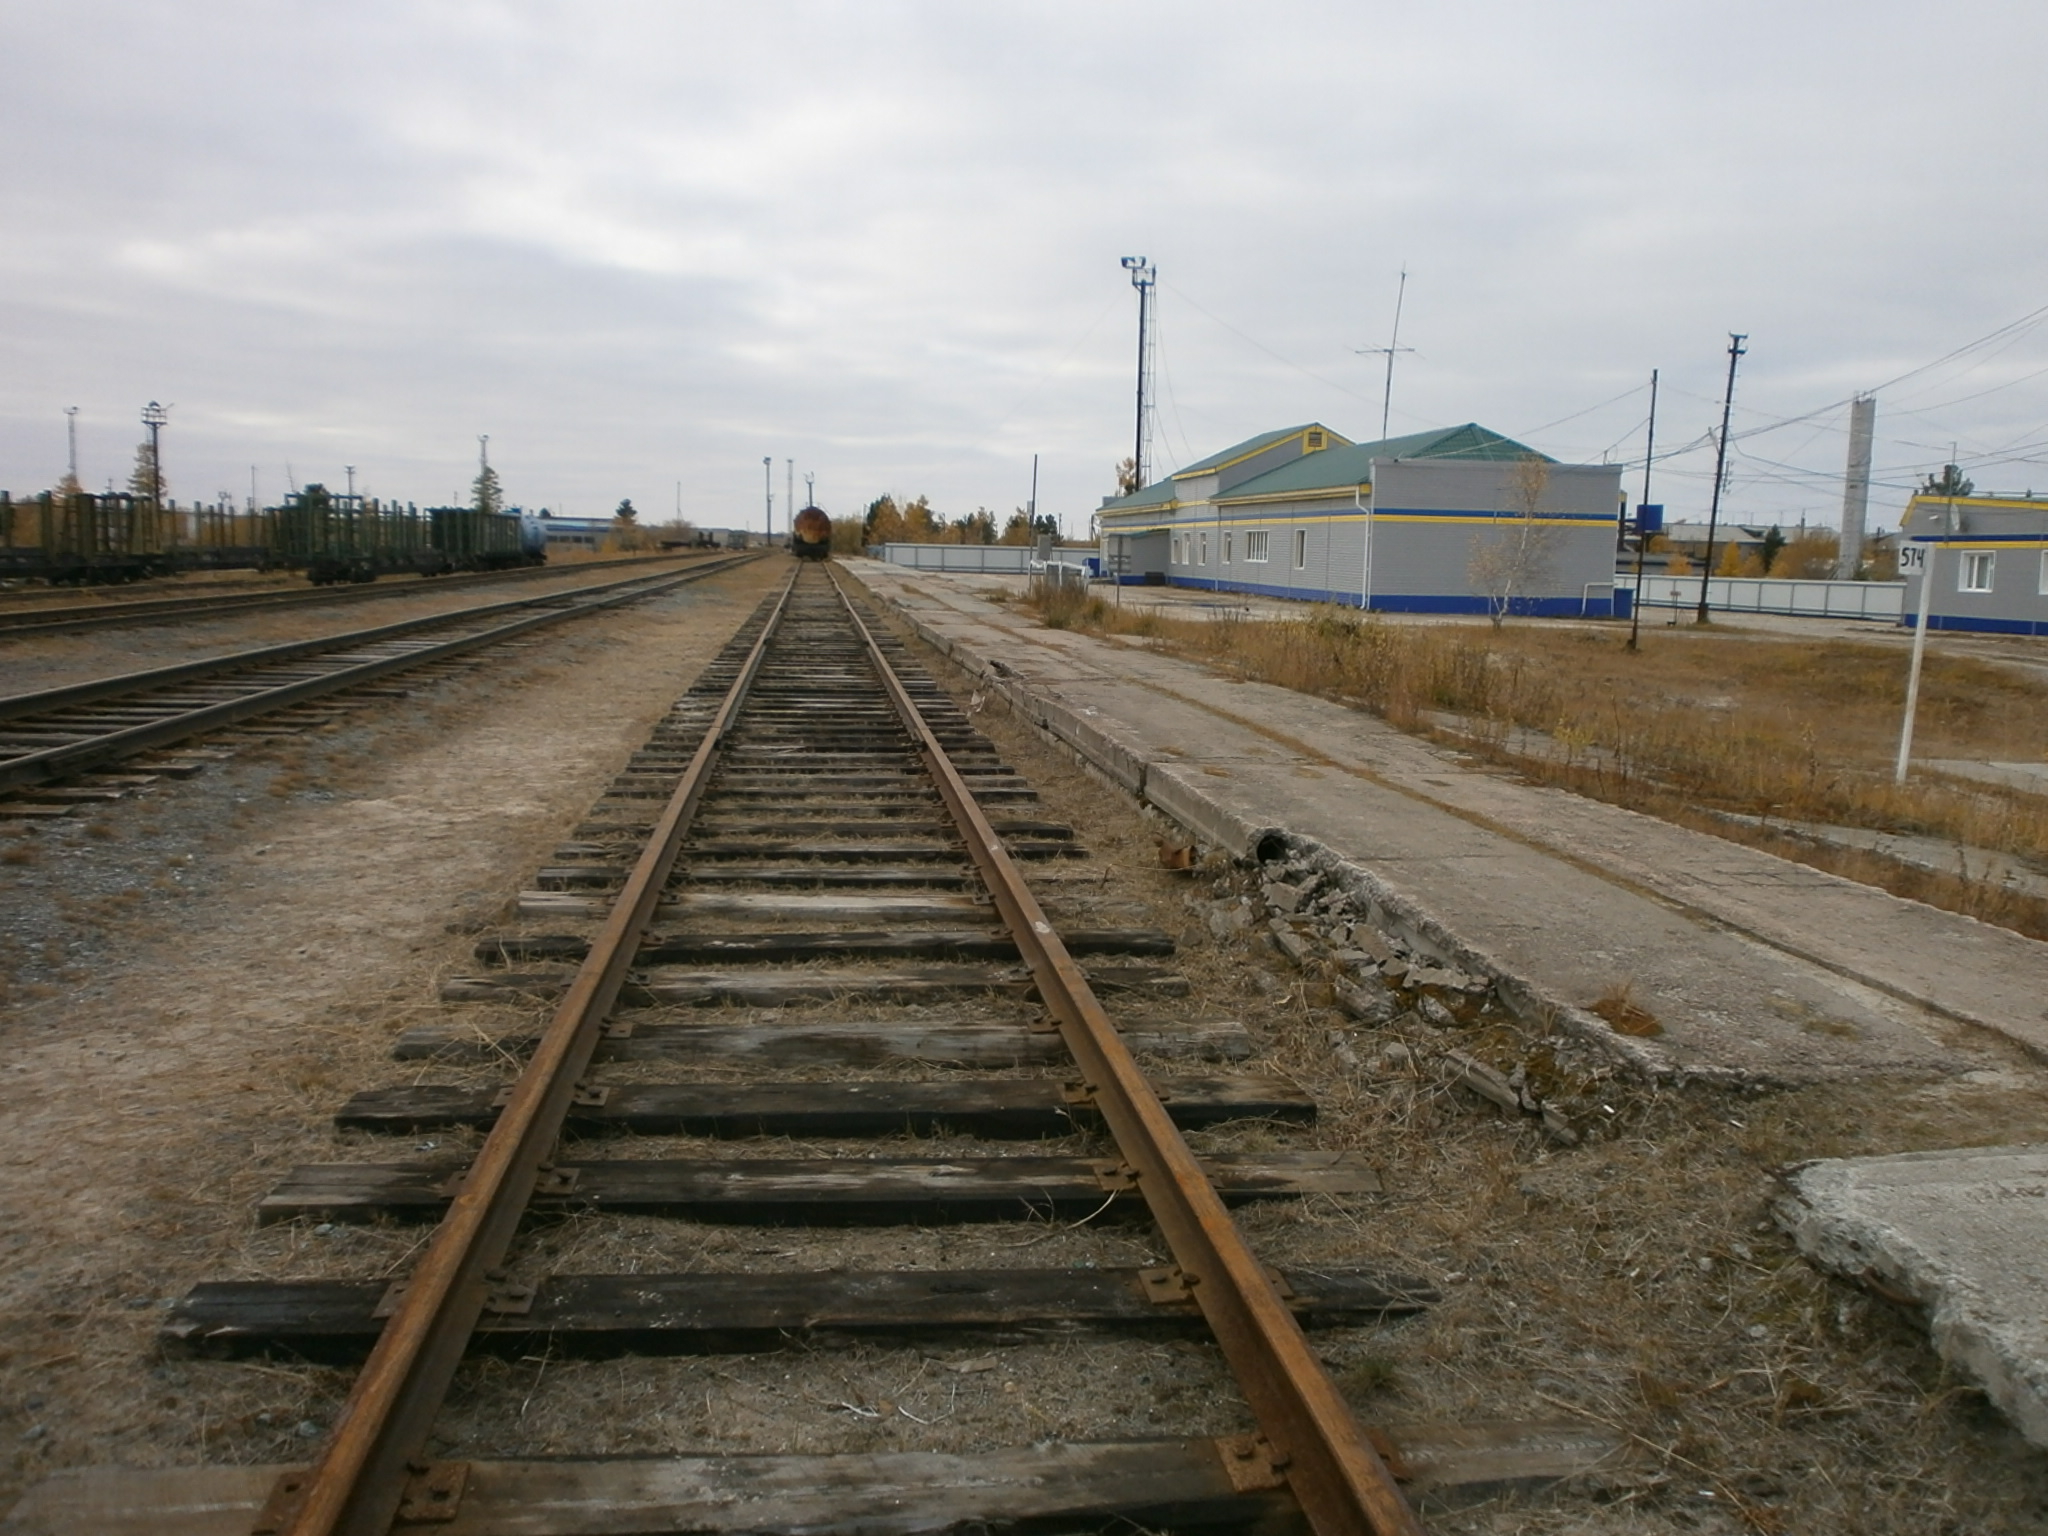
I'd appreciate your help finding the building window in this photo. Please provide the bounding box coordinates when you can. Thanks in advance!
[1223,531,1233,563]
[1171,534,1183,565]
[2039,550,2048,595]
[1198,532,1208,566]
[1306,430,1325,451]
[1961,550,1994,592]
[1293,528,1308,568]
[1245,530,1270,563]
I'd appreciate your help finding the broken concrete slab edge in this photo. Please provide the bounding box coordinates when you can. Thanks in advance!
[1774,1157,2048,1450]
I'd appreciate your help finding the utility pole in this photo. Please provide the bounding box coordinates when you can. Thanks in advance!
[762,456,773,538]
[345,465,357,504]
[804,471,814,511]
[1628,368,1659,652]
[1837,394,1875,579]
[1694,333,1747,625]
[1895,443,1956,783]
[786,457,794,528]
[1029,453,1040,538]
[1121,257,1155,491]
[64,406,78,485]
[1356,266,1415,444]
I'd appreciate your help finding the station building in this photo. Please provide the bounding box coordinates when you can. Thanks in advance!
[1900,492,2048,635]
[1095,423,1626,616]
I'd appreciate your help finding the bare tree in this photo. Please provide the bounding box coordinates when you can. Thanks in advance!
[1466,455,1558,628]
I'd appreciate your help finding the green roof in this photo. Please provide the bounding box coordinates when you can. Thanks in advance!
[1170,424,1329,478]
[1101,478,1180,512]
[1099,422,1544,514]
[1218,423,1546,501]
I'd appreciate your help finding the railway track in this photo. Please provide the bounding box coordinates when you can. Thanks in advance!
[8,561,1450,1534]
[0,555,756,796]
[0,551,720,638]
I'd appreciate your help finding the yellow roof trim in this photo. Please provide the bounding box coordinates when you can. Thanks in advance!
[1215,484,1370,507]
[1170,426,1351,481]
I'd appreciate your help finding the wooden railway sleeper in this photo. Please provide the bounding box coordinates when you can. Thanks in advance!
[829,565,1425,1536]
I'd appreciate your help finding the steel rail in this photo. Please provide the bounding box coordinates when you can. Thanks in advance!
[0,561,756,792]
[829,567,1424,1536]
[0,551,718,638]
[0,556,753,722]
[274,565,799,1536]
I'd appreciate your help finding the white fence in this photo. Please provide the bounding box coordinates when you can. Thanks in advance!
[875,543,1098,574]
[1620,573,1903,622]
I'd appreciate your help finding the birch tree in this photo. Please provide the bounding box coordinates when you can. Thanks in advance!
[1467,455,1558,628]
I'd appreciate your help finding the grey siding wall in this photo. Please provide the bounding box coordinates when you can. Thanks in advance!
[1902,498,2048,634]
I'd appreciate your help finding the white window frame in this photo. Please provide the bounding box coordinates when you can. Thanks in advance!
[1223,530,1234,564]
[1960,549,1994,593]
[1198,532,1208,566]
[1171,534,1183,566]
[1293,528,1308,569]
[1245,530,1270,563]
[2038,549,2048,596]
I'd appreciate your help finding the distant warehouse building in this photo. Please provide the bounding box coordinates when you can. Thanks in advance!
[1900,492,2048,635]
[1096,423,1626,616]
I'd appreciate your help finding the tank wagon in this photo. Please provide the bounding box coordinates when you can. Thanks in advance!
[790,504,833,560]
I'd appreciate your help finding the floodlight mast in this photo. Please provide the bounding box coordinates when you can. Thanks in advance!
[141,401,169,517]
[1121,257,1155,492]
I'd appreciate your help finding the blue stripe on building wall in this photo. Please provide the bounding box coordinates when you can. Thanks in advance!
[1899,611,2048,636]
[1161,573,1629,618]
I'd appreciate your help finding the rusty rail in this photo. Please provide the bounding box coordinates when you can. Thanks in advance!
[270,567,798,1536]
[829,567,1425,1536]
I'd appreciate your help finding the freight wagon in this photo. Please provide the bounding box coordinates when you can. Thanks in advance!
[0,486,548,587]
[0,490,274,585]
[274,489,544,583]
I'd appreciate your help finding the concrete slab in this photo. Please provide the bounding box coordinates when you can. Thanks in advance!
[853,562,2048,1081]
[1777,1145,2048,1449]
[1928,759,2048,796]
[1717,812,2048,903]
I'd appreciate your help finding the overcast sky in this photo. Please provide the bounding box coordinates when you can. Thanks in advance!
[4,1,2046,535]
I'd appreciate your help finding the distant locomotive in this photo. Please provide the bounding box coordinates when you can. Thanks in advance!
[790,504,833,561]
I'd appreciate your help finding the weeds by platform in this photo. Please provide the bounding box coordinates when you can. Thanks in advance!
[1024,578,2048,939]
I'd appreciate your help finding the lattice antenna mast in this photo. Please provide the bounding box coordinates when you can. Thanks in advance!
[1121,257,1156,490]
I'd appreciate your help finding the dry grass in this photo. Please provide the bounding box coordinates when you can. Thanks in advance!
[1026,581,2048,937]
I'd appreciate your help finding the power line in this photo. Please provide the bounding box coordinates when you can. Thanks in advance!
[1160,279,1381,408]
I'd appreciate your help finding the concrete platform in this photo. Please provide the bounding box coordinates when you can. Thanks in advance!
[1777,1145,2048,1449]
[850,561,2048,1082]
